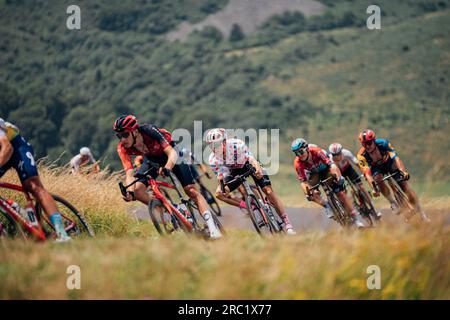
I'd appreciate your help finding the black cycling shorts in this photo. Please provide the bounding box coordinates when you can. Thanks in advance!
[341,165,361,184]
[136,156,195,187]
[371,158,403,183]
[224,164,271,192]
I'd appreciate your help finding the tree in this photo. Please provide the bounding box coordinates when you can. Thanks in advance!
[229,24,244,42]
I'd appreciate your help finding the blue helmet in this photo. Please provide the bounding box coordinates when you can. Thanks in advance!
[291,138,308,152]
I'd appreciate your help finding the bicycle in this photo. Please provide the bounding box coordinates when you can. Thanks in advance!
[346,176,379,227]
[223,164,284,236]
[195,171,222,217]
[374,170,422,222]
[0,181,95,241]
[308,176,355,229]
[119,161,225,239]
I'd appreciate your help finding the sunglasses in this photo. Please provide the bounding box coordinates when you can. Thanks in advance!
[116,132,130,140]
[331,152,342,157]
[295,148,308,156]
[363,140,374,146]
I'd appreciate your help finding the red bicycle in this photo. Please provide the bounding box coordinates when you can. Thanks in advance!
[0,181,95,240]
[119,161,224,238]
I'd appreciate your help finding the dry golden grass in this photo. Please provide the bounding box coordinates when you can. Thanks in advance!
[0,223,448,299]
[1,162,154,237]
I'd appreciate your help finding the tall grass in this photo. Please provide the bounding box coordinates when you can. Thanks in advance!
[1,162,155,237]
[0,224,448,299]
[0,164,449,299]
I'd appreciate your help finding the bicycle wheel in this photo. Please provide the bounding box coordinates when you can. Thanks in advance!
[329,195,351,228]
[36,195,95,238]
[200,184,222,217]
[250,185,283,233]
[390,181,416,220]
[353,190,374,227]
[149,199,188,235]
[0,208,26,239]
[245,194,273,236]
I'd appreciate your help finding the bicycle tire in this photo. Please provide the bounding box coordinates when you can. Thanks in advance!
[245,194,273,236]
[390,181,416,219]
[149,199,188,235]
[188,200,226,237]
[36,195,95,238]
[329,195,351,228]
[0,208,26,239]
[250,185,283,233]
[356,190,374,227]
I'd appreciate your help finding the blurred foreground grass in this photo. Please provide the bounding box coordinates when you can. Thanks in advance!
[0,224,448,299]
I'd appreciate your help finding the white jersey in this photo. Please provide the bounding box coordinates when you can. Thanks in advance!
[0,118,5,137]
[208,138,251,177]
[329,148,358,171]
[70,153,96,173]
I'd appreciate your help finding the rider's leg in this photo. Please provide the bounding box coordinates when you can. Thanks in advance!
[184,184,221,236]
[374,173,396,204]
[398,180,429,220]
[133,181,153,205]
[261,185,295,233]
[22,176,70,239]
[215,184,243,207]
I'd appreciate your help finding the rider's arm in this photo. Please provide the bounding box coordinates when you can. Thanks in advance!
[357,153,375,189]
[162,145,178,171]
[329,163,342,179]
[300,181,311,196]
[0,135,13,167]
[248,155,263,177]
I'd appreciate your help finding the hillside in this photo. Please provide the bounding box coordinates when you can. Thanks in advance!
[0,0,449,181]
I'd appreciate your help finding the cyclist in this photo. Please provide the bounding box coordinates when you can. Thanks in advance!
[291,138,365,228]
[113,115,222,238]
[70,147,100,174]
[205,128,296,235]
[357,129,430,221]
[0,118,71,241]
[328,143,381,219]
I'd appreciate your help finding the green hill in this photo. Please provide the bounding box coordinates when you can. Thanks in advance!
[1,0,449,181]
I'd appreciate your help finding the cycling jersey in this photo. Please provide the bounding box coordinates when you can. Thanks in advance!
[117,124,173,171]
[294,145,331,182]
[0,119,38,182]
[208,138,251,177]
[357,139,397,173]
[328,148,358,172]
[70,153,96,173]
[0,118,20,141]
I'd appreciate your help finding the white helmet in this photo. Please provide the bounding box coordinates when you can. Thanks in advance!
[205,128,226,146]
[80,147,91,156]
[328,143,343,155]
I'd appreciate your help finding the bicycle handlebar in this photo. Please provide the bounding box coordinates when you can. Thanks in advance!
[221,164,256,192]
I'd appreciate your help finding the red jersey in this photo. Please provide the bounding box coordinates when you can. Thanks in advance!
[117,124,172,171]
[294,145,331,181]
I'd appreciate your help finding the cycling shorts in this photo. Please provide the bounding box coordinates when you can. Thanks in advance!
[0,136,38,182]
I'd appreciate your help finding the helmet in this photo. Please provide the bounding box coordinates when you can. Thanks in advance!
[359,129,376,144]
[328,143,343,155]
[113,115,138,132]
[80,147,91,156]
[291,138,308,152]
[205,128,226,145]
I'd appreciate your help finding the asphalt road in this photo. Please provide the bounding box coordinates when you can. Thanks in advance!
[130,205,449,231]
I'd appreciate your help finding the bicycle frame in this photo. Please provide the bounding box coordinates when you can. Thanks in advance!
[0,182,46,240]
[309,176,352,226]
[150,178,194,230]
